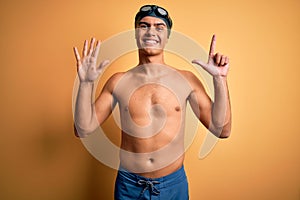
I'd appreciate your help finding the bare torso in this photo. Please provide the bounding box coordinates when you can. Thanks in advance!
[112,64,192,178]
[74,31,231,179]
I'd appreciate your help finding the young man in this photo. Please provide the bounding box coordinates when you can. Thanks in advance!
[73,5,231,200]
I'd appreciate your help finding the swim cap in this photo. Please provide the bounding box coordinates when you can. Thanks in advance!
[135,5,173,37]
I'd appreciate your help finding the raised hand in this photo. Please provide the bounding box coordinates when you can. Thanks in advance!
[73,38,109,83]
[192,35,229,77]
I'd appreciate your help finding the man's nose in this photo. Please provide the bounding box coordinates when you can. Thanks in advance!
[146,27,156,36]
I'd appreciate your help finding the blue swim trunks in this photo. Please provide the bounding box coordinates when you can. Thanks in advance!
[114,165,189,200]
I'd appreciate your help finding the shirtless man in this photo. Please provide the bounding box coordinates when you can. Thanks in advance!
[73,5,231,200]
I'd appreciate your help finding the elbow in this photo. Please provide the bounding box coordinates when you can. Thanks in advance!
[73,125,93,138]
[218,122,232,139]
[210,122,231,139]
[73,118,100,138]
[211,128,231,139]
[75,131,89,138]
[218,129,231,139]
[74,128,89,138]
[214,116,232,138]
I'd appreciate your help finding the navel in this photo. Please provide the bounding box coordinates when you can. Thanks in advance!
[124,106,129,111]
[175,106,181,112]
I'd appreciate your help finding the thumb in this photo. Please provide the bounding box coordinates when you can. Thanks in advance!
[97,59,110,73]
[192,59,207,68]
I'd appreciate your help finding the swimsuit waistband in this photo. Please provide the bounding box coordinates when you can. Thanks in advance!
[117,165,186,189]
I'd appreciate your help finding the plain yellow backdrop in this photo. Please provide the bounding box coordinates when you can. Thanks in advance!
[0,0,299,199]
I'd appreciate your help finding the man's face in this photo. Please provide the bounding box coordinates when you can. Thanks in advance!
[135,16,169,56]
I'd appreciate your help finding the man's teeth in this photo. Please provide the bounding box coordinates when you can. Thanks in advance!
[144,40,158,44]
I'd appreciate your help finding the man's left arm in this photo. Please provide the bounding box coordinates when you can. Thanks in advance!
[191,34,232,138]
[211,76,231,138]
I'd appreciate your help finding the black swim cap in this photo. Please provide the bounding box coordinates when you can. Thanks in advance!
[135,5,173,36]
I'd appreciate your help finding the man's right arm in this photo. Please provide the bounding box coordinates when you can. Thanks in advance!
[74,75,119,137]
[73,38,111,137]
[74,82,97,137]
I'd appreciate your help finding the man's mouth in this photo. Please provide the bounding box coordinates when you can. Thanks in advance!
[143,39,159,46]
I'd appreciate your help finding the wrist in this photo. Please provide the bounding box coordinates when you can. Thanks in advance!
[79,81,94,88]
[213,76,228,90]
[213,75,227,82]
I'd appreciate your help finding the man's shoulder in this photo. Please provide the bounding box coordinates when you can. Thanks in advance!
[105,69,137,87]
[173,68,196,80]
[104,72,126,90]
[109,71,126,80]
[172,68,204,90]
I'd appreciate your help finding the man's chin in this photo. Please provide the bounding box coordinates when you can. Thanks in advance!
[140,47,163,56]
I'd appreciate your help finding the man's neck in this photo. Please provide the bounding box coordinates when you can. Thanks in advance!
[137,51,168,76]
[138,50,165,65]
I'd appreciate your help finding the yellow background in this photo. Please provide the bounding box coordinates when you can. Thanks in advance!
[0,0,299,199]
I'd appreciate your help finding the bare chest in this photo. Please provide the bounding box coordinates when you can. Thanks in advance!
[113,70,192,123]
[128,84,180,112]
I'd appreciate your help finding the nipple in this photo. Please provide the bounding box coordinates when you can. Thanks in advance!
[175,106,181,112]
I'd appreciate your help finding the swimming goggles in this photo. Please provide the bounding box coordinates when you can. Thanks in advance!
[135,5,173,29]
[140,5,169,18]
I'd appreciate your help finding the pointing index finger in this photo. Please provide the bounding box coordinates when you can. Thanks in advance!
[209,34,216,57]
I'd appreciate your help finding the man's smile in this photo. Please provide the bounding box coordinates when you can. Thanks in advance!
[142,38,160,46]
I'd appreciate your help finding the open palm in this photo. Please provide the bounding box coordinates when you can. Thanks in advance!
[73,38,109,83]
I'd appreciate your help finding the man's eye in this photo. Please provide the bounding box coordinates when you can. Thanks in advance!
[156,26,165,31]
[139,25,148,29]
